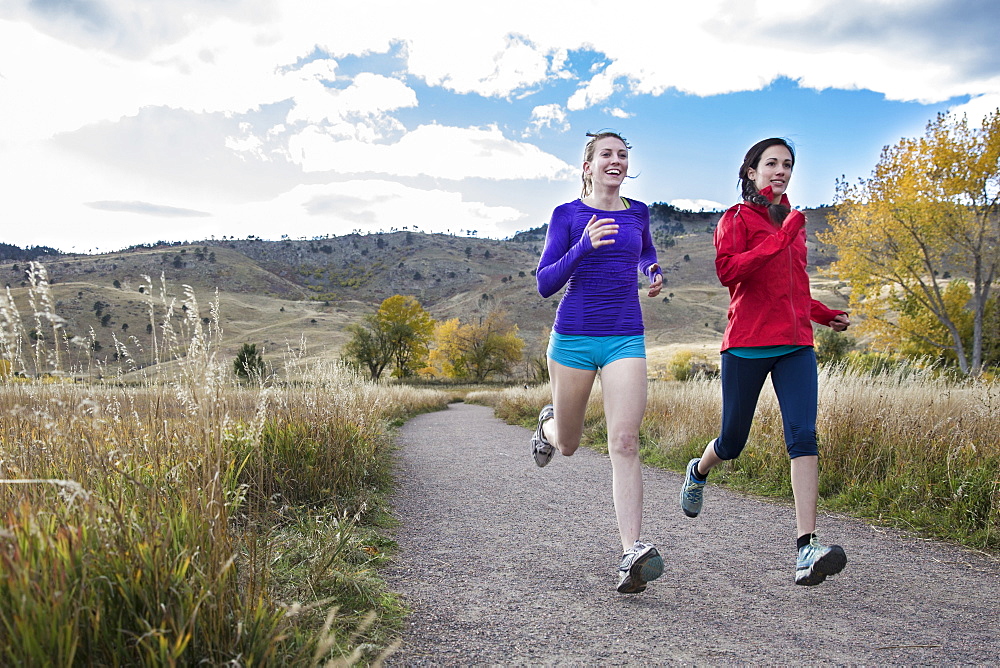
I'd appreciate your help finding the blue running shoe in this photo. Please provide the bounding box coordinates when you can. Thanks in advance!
[795,536,847,586]
[680,457,707,518]
[616,540,664,594]
[531,404,555,467]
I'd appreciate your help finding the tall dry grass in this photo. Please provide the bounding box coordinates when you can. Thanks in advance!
[0,264,449,665]
[473,364,1000,550]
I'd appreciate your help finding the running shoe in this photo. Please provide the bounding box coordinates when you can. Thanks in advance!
[616,540,664,594]
[795,536,847,586]
[530,404,555,467]
[680,457,707,518]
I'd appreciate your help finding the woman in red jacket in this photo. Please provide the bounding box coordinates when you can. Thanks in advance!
[678,137,850,586]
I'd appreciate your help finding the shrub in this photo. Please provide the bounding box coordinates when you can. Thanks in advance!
[233,343,265,381]
[665,349,719,381]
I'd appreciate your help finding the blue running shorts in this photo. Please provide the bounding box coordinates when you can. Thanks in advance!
[547,332,646,371]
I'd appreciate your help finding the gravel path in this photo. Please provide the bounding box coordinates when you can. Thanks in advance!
[384,402,1000,666]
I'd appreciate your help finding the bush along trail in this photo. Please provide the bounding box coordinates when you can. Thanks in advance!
[385,402,1000,666]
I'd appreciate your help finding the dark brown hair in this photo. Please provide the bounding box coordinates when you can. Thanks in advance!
[738,137,794,224]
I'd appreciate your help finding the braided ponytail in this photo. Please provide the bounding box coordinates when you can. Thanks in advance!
[738,138,794,225]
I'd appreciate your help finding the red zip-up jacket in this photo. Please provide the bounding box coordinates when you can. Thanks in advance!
[714,195,844,352]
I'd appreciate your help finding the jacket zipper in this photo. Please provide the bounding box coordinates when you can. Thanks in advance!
[786,243,797,341]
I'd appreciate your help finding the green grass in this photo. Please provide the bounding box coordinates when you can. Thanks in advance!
[470,367,1000,553]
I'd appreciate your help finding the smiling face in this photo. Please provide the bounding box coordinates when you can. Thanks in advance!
[747,144,794,200]
[583,136,628,194]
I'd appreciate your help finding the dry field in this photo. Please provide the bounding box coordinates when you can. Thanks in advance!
[0,269,450,664]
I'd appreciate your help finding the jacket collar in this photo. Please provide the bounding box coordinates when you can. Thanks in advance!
[742,192,792,214]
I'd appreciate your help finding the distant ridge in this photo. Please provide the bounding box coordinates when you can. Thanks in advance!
[0,206,846,372]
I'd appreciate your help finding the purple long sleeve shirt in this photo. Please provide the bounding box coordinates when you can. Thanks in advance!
[536,198,660,336]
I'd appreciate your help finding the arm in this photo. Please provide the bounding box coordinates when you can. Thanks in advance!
[714,208,806,287]
[638,211,663,297]
[536,208,595,298]
[637,212,661,282]
[811,300,849,329]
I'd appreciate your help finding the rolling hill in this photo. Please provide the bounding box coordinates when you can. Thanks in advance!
[1,206,849,378]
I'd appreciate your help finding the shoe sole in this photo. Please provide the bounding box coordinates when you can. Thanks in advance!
[635,549,664,583]
[531,405,555,467]
[617,577,646,594]
[795,546,847,586]
[531,436,553,467]
[617,547,663,594]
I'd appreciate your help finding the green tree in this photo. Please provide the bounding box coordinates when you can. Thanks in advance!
[233,342,265,381]
[343,295,435,381]
[822,110,1000,375]
[342,324,391,381]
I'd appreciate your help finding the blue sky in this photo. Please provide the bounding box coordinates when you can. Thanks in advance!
[1,0,999,252]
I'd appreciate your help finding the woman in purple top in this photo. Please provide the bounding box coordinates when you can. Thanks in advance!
[530,131,665,594]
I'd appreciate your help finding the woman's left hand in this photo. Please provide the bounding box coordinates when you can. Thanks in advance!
[830,313,850,331]
[646,266,663,297]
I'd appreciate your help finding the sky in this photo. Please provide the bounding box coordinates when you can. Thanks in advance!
[2,0,1000,254]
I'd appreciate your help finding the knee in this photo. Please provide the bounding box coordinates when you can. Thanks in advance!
[608,431,640,458]
[551,425,581,456]
[557,441,580,457]
[713,437,744,461]
[787,440,818,458]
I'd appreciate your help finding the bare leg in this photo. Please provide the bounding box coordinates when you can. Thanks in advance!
[599,357,648,551]
[790,455,818,537]
[695,440,724,476]
[543,358,597,457]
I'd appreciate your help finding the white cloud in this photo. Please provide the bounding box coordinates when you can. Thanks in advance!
[0,0,277,59]
[527,104,569,135]
[671,198,726,213]
[6,0,999,139]
[4,0,1000,250]
[85,201,210,217]
[284,70,417,131]
[947,94,1000,126]
[567,71,620,111]
[288,123,575,180]
[233,180,526,239]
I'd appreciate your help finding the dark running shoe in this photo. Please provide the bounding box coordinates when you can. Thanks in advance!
[680,456,707,518]
[795,536,847,586]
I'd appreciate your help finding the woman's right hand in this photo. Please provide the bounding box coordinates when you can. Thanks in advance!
[783,209,806,231]
[584,214,618,248]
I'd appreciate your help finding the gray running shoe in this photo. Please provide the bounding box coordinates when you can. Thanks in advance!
[530,404,555,467]
[795,536,847,586]
[680,457,706,518]
[616,540,664,594]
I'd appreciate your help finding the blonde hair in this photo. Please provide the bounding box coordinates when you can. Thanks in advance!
[581,131,630,198]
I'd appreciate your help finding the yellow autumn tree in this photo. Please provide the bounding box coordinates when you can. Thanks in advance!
[428,318,464,379]
[429,311,525,382]
[343,295,434,381]
[375,295,435,378]
[821,110,1000,375]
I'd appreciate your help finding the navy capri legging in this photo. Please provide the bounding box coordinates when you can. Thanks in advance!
[714,347,819,460]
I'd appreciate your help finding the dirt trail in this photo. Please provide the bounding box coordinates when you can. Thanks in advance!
[384,402,1000,666]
